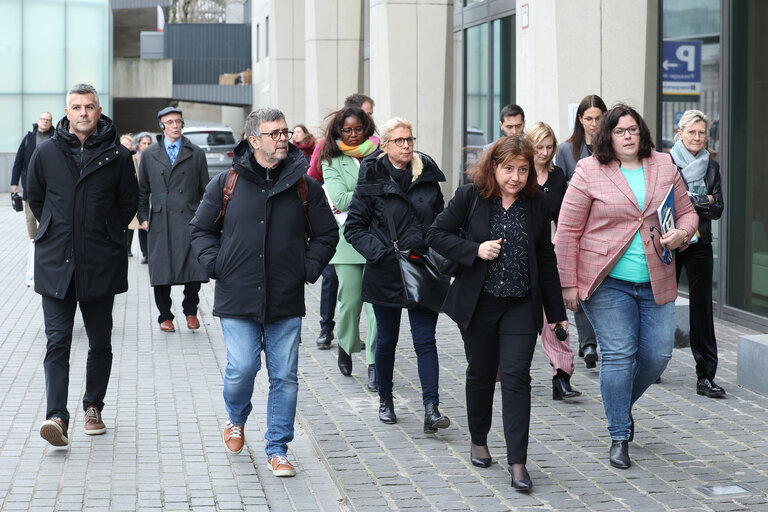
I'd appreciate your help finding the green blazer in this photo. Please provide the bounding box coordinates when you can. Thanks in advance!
[323,154,367,264]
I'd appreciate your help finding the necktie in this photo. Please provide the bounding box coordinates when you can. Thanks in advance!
[167,144,177,165]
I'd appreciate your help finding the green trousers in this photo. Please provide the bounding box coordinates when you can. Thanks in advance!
[335,263,377,365]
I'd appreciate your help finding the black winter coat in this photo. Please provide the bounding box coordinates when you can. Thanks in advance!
[427,184,566,331]
[137,135,209,286]
[189,141,338,322]
[344,150,445,308]
[539,164,568,225]
[675,158,723,245]
[12,123,53,200]
[26,115,139,301]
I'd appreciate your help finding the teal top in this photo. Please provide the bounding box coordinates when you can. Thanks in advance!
[609,166,650,283]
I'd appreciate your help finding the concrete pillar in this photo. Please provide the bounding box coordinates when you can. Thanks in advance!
[369,0,453,176]
[304,0,364,136]
[269,0,306,128]
[517,0,659,143]
[221,106,249,138]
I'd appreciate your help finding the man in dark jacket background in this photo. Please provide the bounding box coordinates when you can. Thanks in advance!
[12,111,53,240]
[27,83,138,448]
[190,107,338,477]
[137,107,209,332]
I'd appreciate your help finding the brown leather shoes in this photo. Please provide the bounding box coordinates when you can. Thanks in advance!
[83,405,106,435]
[159,320,175,332]
[40,417,69,447]
[186,315,200,330]
[223,422,244,454]
[268,455,296,477]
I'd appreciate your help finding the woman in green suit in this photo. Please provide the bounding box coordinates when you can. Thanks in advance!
[317,107,379,388]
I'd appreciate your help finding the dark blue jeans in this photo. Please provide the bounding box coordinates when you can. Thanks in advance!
[373,305,440,404]
[319,264,338,330]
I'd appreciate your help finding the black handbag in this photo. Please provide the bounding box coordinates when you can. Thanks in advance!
[384,206,449,313]
[429,185,478,276]
[11,192,23,212]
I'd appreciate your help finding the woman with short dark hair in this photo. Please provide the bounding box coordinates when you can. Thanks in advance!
[428,135,567,491]
[555,104,699,469]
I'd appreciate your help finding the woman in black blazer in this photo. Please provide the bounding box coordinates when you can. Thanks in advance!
[427,135,567,492]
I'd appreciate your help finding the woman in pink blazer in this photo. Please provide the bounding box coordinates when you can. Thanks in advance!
[555,104,698,470]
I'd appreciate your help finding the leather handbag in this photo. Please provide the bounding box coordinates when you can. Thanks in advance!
[429,185,478,276]
[384,206,449,313]
[11,192,23,212]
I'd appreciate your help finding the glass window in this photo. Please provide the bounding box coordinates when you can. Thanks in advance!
[727,0,768,316]
[23,1,66,93]
[0,0,23,93]
[492,17,513,141]
[465,22,488,148]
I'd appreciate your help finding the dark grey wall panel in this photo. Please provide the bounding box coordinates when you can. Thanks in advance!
[173,84,252,106]
[165,23,251,84]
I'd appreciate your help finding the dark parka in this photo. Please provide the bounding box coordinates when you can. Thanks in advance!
[26,115,139,301]
[427,184,566,332]
[344,150,445,308]
[137,135,209,286]
[189,141,338,322]
[12,123,53,200]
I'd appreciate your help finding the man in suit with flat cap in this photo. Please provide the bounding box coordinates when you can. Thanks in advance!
[137,107,209,332]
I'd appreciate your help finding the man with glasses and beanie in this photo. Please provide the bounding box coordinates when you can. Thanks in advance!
[12,111,54,286]
[190,108,338,477]
[137,107,209,332]
[27,83,138,447]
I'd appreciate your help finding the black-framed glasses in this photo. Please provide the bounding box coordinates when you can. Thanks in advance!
[612,126,640,137]
[386,137,416,147]
[260,129,293,141]
[649,226,673,265]
[341,126,364,135]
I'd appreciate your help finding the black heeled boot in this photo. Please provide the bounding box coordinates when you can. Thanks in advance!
[337,347,352,376]
[379,396,397,424]
[552,369,582,400]
[609,440,631,469]
[582,344,598,369]
[367,364,377,392]
[423,402,450,433]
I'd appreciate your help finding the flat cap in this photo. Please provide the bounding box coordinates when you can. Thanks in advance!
[157,106,183,119]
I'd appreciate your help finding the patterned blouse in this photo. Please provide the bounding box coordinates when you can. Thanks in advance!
[482,196,530,297]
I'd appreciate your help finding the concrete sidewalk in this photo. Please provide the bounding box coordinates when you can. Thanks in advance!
[1,206,768,511]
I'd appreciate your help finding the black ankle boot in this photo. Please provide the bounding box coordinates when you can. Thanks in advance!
[316,324,333,349]
[582,344,598,369]
[552,369,582,400]
[366,364,377,392]
[379,396,396,424]
[609,440,631,469]
[337,347,352,376]
[423,402,450,433]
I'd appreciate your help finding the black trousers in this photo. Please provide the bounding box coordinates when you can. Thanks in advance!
[319,264,338,330]
[153,282,201,323]
[460,293,537,464]
[42,279,114,428]
[676,241,718,380]
[138,229,148,258]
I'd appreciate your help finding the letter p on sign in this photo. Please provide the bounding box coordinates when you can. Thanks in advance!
[676,45,696,72]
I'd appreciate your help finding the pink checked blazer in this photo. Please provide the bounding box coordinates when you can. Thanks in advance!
[554,151,699,305]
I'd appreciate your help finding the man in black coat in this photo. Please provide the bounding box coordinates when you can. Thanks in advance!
[190,108,338,477]
[12,112,54,240]
[137,107,209,332]
[27,83,138,447]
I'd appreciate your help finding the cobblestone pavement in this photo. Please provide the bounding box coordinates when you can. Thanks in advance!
[1,207,768,511]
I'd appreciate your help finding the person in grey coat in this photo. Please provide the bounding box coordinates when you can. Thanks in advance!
[137,107,209,332]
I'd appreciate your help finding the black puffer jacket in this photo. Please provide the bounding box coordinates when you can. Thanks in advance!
[675,158,723,245]
[344,150,445,307]
[189,140,338,322]
[26,115,139,301]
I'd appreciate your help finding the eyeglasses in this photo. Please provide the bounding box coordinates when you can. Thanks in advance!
[260,129,293,141]
[684,129,706,138]
[612,126,640,137]
[39,117,52,122]
[385,137,416,147]
[341,126,364,135]
[581,115,602,124]
[164,119,183,126]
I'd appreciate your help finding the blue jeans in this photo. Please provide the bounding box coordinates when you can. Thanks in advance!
[220,316,301,458]
[373,305,440,404]
[581,277,674,440]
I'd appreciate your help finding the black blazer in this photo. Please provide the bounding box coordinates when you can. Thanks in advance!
[427,184,566,331]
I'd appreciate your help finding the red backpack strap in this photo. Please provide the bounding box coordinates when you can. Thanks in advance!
[215,168,238,223]
[297,175,313,236]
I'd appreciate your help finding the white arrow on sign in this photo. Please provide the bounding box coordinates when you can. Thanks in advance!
[662,60,679,71]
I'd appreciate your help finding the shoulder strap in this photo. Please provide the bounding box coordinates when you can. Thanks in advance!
[215,167,238,223]
[461,185,478,232]
[383,204,399,251]
[297,174,313,236]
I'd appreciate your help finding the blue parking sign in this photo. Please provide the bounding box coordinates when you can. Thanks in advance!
[662,40,702,96]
